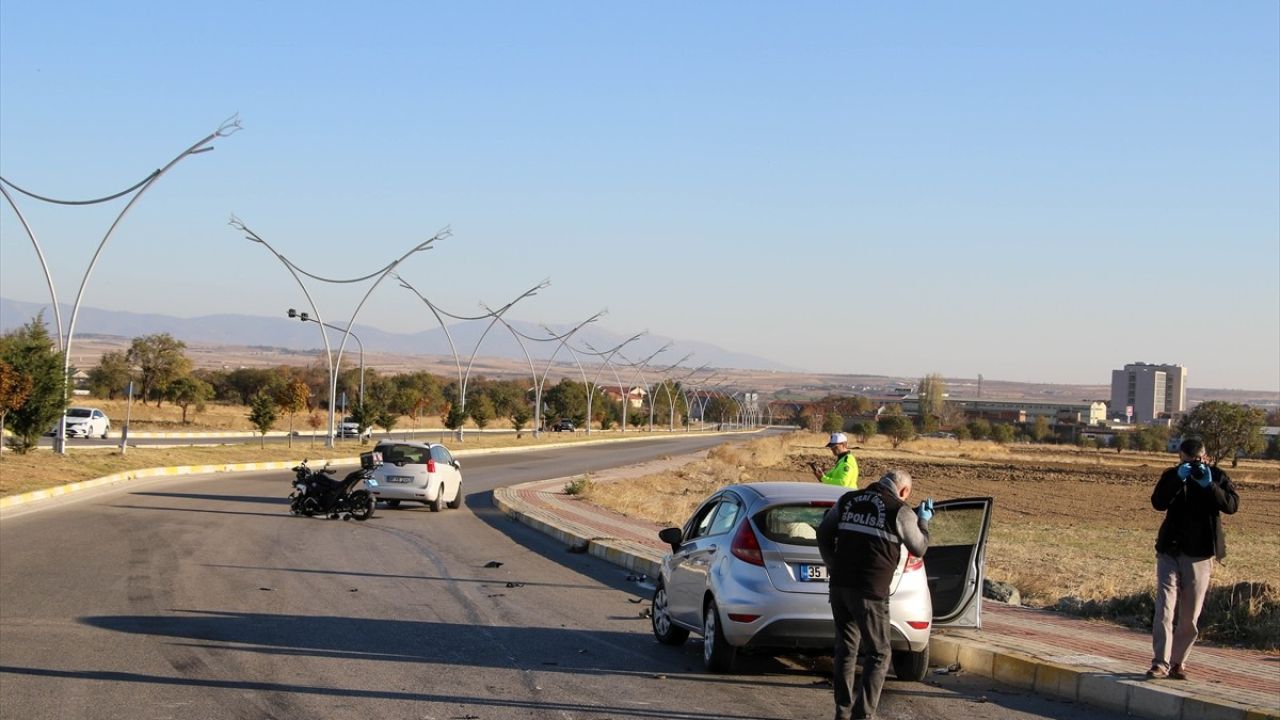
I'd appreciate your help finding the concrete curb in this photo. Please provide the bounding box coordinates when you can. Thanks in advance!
[929,636,1279,720]
[494,476,1280,720]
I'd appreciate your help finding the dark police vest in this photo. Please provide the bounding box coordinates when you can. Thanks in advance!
[829,482,908,600]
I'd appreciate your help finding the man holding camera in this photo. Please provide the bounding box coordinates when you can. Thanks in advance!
[1147,437,1239,680]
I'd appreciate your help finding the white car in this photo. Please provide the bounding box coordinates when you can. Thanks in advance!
[337,416,372,440]
[54,407,111,438]
[651,482,993,679]
[365,441,463,512]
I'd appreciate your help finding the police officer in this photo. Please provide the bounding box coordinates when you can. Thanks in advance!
[817,470,933,720]
[810,432,860,488]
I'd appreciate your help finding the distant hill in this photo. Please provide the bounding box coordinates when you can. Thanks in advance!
[0,297,799,372]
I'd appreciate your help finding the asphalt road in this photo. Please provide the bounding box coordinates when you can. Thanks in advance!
[0,435,1126,720]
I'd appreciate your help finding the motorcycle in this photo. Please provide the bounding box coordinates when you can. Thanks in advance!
[288,451,380,521]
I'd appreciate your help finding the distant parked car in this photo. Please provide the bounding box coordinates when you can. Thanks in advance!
[337,416,372,440]
[552,419,576,432]
[49,407,111,438]
[650,482,993,679]
[365,441,463,512]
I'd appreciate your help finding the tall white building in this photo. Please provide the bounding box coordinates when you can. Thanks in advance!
[1110,363,1187,424]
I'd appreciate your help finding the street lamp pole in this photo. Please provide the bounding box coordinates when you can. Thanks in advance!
[288,308,365,408]
[2,114,242,453]
[232,218,445,447]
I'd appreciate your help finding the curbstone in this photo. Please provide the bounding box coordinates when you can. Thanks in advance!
[992,652,1040,689]
[1125,680,1188,719]
[1032,661,1081,702]
[1079,672,1131,715]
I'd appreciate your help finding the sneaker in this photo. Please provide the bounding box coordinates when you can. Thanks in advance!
[1169,664,1188,680]
[1146,665,1169,679]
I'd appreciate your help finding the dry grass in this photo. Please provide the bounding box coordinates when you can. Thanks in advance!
[579,430,1280,649]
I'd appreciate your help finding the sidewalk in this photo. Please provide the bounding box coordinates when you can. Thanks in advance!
[493,461,1280,720]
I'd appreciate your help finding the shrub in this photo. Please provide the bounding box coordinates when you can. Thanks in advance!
[564,476,593,496]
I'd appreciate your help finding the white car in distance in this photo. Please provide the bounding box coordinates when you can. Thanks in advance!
[55,407,111,438]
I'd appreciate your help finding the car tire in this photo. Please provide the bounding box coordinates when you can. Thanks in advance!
[892,645,930,682]
[447,483,463,509]
[651,582,689,646]
[385,499,401,508]
[101,427,110,439]
[702,598,736,672]
[428,493,442,512]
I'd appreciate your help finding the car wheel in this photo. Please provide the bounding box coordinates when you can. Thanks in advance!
[101,427,110,439]
[385,499,401,508]
[651,582,689,645]
[892,645,930,682]
[447,483,463,509]
[702,598,736,672]
[428,493,442,512]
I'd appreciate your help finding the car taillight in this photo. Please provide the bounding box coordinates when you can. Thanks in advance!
[907,621,930,630]
[427,458,436,473]
[904,554,924,573]
[730,522,764,566]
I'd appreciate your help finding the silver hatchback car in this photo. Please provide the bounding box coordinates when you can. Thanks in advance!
[651,482,993,679]
[365,441,463,512]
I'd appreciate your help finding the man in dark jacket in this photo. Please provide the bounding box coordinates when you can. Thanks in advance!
[817,470,931,720]
[1147,437,1239,680]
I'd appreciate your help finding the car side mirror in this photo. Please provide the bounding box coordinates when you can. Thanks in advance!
[452,460,461,469]
[659,527,683,551]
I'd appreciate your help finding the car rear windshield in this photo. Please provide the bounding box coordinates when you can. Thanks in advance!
[376,444,428,465]
[66,409,92,418]
[754,503,833,547]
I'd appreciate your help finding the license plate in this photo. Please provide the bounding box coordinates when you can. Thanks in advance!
[386,475,414,484]
[796,564,829,582]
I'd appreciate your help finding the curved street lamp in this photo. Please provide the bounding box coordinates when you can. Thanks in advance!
[287,308,365,409]
[1,114,242,453]
[397,276,548,441]
[231,217,445,446]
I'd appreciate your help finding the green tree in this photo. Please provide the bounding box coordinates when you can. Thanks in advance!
[348,400,376,444]
[87,351,131,400]
[878,415,915,449]
[917,373,947,423]
[822,412,844,434]
[967,418,992,441]
[0,316,65,454]
[443,403,468,432]
[374,407,398,435]
[0,359,33,456]
[1110,433,1131,453]
[1030,416,1052,443]
[126,333,191,406]
[1134,425,1171,453]
[166,375,214,424]
[991,423,1015,444]
[469,394,495,430]
[853,420,878,443]
[274,378,311,447]
[247,391,278,448]
[1178,401,1267,467]
[509,403,532,436]
[849,395,874,415]
[953,424,972,441]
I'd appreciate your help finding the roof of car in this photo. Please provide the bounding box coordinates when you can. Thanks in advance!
[374,440,442,449]
[724,482,849,503]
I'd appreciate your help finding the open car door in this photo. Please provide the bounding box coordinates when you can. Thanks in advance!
[927,497,994,629]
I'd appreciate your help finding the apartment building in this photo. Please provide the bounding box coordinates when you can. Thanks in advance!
[1110,362,1187,424]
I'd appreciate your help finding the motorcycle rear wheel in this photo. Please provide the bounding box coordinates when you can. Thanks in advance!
[348,490,375,521]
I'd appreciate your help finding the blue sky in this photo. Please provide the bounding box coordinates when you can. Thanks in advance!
[1,1,1277,391]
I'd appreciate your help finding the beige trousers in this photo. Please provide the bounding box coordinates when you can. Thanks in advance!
[1152,552,1214,670]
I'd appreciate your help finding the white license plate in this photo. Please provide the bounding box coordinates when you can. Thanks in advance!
[386,476,414,484]
[796,564,829,582]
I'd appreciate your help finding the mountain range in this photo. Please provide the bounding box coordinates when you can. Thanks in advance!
[0,297,797,372]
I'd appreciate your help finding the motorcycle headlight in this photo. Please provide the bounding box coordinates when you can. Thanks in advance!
[294,482,307,492]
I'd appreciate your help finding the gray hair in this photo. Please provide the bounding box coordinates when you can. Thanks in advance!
[878,470,913,492]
